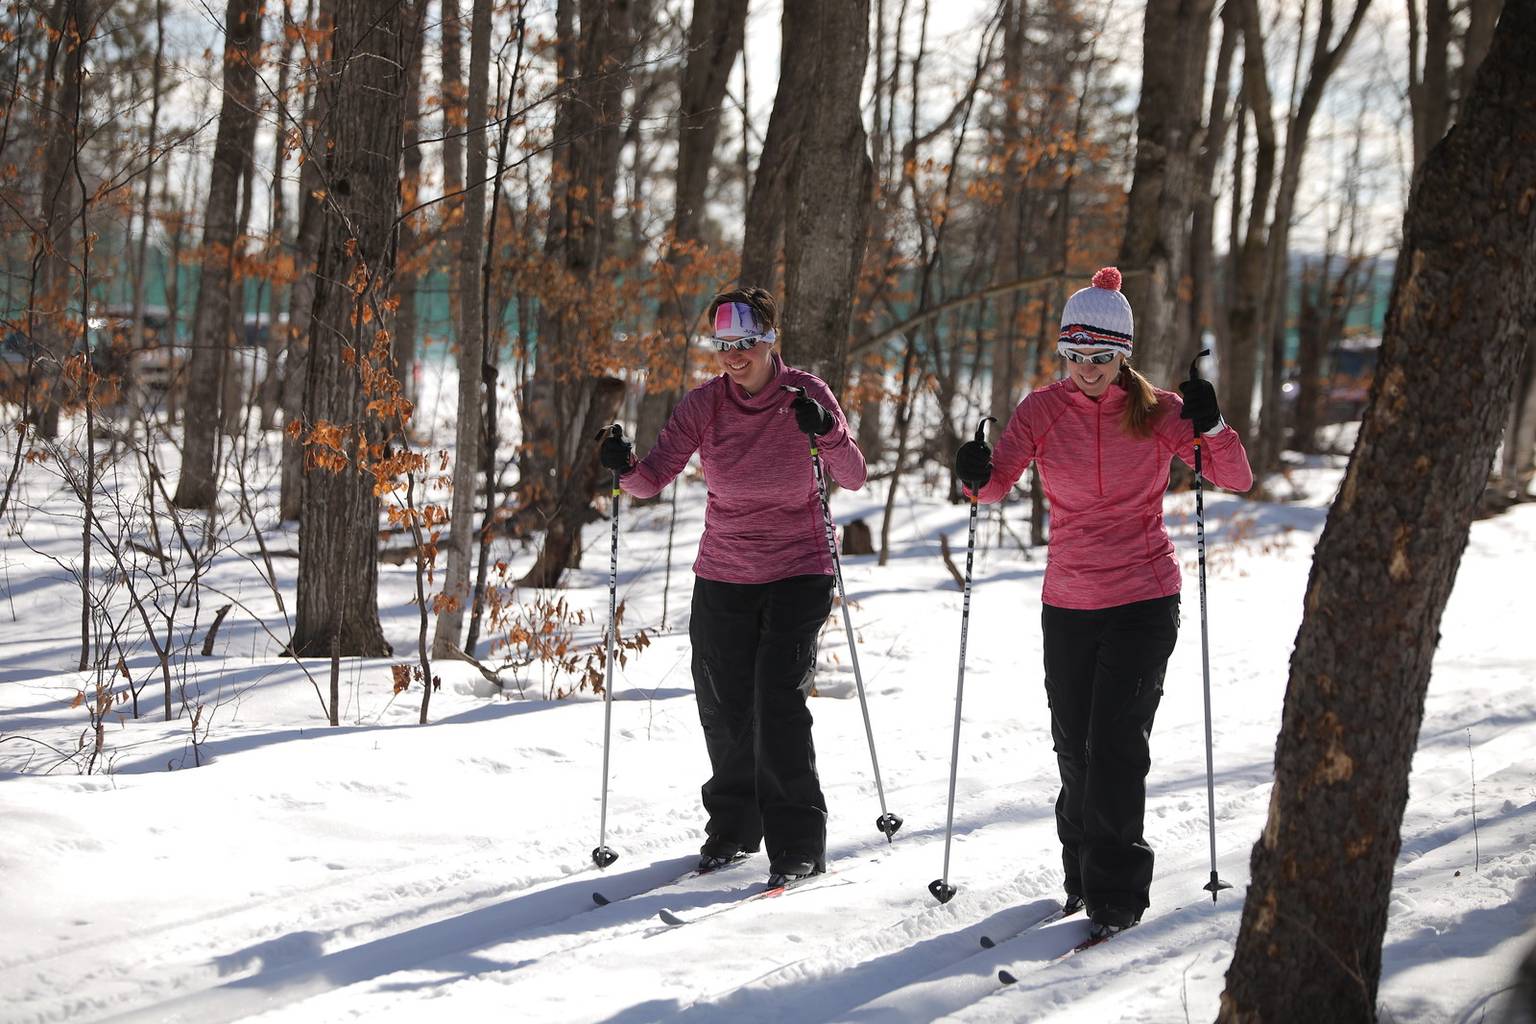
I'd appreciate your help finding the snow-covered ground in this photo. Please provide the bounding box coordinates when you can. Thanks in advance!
[1,405,1533,1023]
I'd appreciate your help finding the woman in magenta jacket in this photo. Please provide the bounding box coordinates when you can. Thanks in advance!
[954,267,1253,939]
[600,287,866,885]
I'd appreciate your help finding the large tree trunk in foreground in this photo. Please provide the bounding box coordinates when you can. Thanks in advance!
[1218,4,1536,1018]
[291,0,405,658]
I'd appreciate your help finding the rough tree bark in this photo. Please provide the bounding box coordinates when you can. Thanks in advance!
[290,0,406,658]
[1218,4,1536,1018]
[1187,1,1237,373]
[986,0,1031,429]
[279,0,326,522]
[392,0,427,412]
[256,0,295,430]
[173,0,264,509]
[517,0,636,588]
[634,0,747,455]
[780,0,873,387]
[737,3,816,291]
[30,0,91,442]
[1115,0,1216,389]
[432,0,491,657]
[1222,0,1276,447]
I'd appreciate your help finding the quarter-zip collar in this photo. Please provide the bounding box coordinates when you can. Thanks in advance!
[724,351,790,406]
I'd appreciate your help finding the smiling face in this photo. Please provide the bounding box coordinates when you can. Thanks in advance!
[715,337,777,395]
[1063,349,1124,398]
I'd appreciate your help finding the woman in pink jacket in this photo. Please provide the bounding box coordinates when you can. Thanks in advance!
[600,287,867,885]
[953,267,1253,939]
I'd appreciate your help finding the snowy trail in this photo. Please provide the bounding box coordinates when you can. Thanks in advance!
[2,448,1534,1023]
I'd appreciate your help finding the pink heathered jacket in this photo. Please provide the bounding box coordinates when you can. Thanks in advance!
[620,354,867,584]
[975,379,1253,610]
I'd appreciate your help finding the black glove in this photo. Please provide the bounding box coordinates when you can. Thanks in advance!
[1178,375,1223,435]
[599,432,634,472]
[791,394,835,436]
[954,439,993,490]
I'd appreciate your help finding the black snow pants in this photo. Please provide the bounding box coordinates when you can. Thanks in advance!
[689,573,833,865]
[1041,594,1179,920]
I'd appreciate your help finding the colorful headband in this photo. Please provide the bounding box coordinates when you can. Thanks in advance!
[712,301,766,341]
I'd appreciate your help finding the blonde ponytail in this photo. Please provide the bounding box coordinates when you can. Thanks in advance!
[1118,363,1159,438]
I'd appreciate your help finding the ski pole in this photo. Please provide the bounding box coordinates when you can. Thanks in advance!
[1188,351,1230,902]
[782,385,903,842]
[591,423,624,870]
[929,415,995,904]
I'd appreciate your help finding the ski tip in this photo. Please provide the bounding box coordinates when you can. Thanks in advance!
[998,969,1018,985]
[592,892,611,907]
[658,908,687,926]
[979,935,997,949]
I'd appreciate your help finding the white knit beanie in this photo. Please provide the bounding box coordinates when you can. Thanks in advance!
[1058,267,1134,354]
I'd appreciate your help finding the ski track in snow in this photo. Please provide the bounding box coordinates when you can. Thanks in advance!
[2,410,1534,1023]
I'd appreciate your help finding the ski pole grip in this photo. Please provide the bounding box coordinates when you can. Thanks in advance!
[780,384,805,397]
[973,416,996,444]
[1188,348,1211,383]
[595,423,625,443]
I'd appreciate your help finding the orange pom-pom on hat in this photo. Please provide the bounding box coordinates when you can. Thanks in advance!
[1059,266,1133,353]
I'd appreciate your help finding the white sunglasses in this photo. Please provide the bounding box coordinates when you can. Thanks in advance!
[1061,349,1120,366]
[708,330,776,352]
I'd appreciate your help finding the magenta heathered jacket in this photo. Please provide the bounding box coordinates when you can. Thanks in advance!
[620,354,867,584]
[975,379,1253,610]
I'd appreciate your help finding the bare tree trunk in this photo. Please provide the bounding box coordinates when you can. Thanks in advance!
[393,0,426,413]
[279,0,324,522]
[257,0,295,430]
[31,0,90,442]
[1253,0,1372,476]
[432,0,491,658]
[1407,0,1452,172]
[173,0,264,509]
[634,0,747,454]
[1503,333,1536,488]
[1115,0,1216,388]
[780,0,873,386]
[130,0,166,375]
[1223,0,1277,448]
[737,4,816,290]
[1187,1,1237,371]
[518,0,637,589]
[987,0,1029,427]
[291,0,405,658]
[1219,6,1536,1016]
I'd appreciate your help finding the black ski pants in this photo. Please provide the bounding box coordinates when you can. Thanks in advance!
[689,573,833,864]
[1041,594,1179,919]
